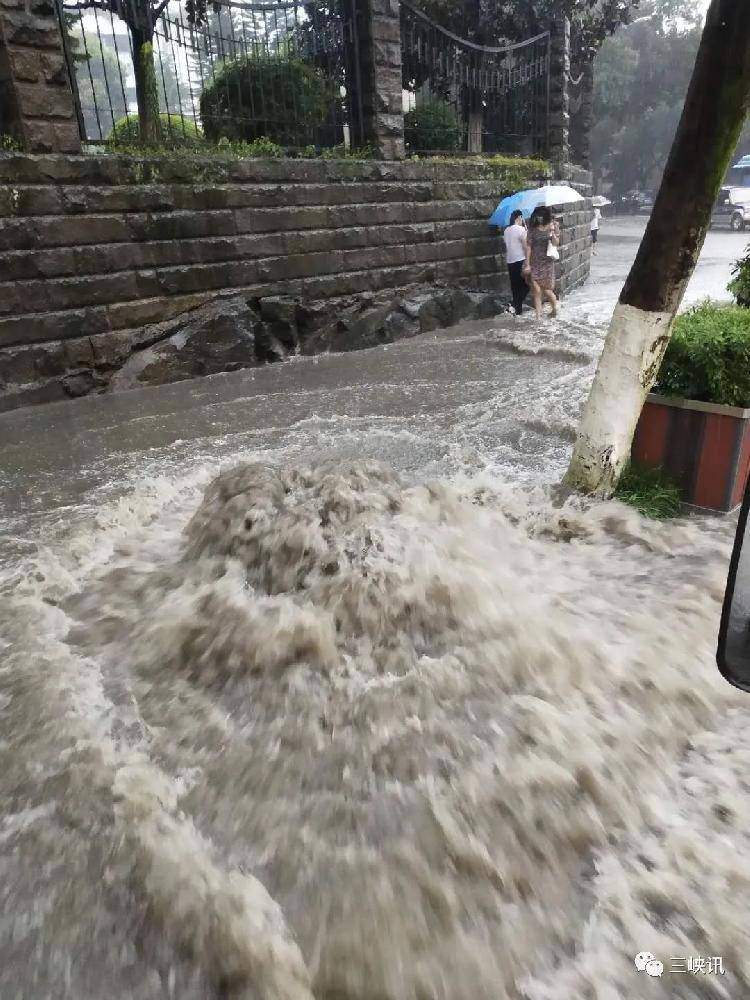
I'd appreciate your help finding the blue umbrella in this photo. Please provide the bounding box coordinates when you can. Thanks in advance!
[488,185,584,229]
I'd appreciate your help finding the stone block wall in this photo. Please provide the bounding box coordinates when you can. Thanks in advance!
[0,0,80,152]
[358,0,404,159]
[0,153,592,408]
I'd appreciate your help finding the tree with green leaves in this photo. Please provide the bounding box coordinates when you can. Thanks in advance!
[72,0,218,144]
[73,0,174,144]
[412,0,642,156]
[591,0,703,194]
[74,32,129,139]
[566,0,750,497]
[415,1,642,58]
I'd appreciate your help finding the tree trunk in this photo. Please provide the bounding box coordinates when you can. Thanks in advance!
[467,109,483,153]
[564,0,750,497]
[131,25,161,146]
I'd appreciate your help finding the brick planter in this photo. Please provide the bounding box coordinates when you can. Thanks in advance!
[632,393,750,513]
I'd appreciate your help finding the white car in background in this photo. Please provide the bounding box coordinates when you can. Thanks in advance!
[712,186,750,231]
[711,154,750,231]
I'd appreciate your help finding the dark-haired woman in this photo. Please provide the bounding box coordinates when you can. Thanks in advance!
[524,206,560,319]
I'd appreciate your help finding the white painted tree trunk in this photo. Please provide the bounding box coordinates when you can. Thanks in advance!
[564,0,750,497]
[565,304,672,495]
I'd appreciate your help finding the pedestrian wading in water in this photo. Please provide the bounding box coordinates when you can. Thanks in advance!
[591,206,601,255]
[503,209,530,317]
[524,206,560,320]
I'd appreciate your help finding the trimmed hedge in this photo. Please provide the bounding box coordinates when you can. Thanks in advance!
[108,113,203,149]
[654,302,750,408]
[404,99,462,153]
[199,55,341,147]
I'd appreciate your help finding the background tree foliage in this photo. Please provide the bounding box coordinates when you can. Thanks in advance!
[590,0,706,195]
[74,33,128,139]
[415,0,642,60]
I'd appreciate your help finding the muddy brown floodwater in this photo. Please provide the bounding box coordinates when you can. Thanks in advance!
[1,219,749,999]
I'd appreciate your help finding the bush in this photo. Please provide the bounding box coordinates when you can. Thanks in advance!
[200,55,341,148]
[404,99,462,153]
[297,143,376,160]
[478,154,550,193]
[729,244,750,307]
[214,136,285,159]
[107,113,203,149]
[614,463,682,519]
[654,302,750,407]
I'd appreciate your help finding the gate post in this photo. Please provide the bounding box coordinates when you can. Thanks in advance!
[0,0,81,152]
[357,0,404,160]
[570,60,593,170]
[547,15,570,169]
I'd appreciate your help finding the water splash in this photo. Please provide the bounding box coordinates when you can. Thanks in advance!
[18,459,736,999]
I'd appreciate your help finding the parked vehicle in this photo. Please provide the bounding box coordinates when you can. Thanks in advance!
[723,153,750,206]
[617,189,655,214]
[711,187,750,231]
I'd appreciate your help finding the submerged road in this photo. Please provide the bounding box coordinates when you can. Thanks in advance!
[0,217,739,521]
[0,217,748,1000]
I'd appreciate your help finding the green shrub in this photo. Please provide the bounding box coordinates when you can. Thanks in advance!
[0,134,22,152]
[199,55,341,148]
[729,244,750,307]
[214,136,285,158]
[407,151,549,193]
[653,302,750,407]
[297,142,376,160]
[107,113,203,149]
[404,99,462,153]
[480,154,550,192]
[614,463,682,519]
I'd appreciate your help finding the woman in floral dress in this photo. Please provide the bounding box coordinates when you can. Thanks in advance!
[524,206,560,319]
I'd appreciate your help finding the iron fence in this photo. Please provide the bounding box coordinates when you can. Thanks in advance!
[57,0,551,156]
[58,0,364,149]
[400,1,549,157]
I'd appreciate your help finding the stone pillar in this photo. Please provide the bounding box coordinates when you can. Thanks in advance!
[0,0,81,152]
[570,59,593,170]
[547,16,570,170]
[357,0,404,160]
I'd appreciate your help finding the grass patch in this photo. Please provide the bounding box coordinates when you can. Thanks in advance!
[614,463,682,519]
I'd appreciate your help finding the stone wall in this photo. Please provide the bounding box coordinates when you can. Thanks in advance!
[0,153,592,409]
[0,0,80,152]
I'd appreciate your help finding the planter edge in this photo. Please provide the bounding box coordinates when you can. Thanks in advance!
[647,393,750,419]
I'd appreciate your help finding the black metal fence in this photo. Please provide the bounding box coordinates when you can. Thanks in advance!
[58,0,364,149]
[401,1,549,157]
[58,0,550,156]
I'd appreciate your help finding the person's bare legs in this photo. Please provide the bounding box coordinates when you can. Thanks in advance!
[543,288,558,318]
[530,278,543,319]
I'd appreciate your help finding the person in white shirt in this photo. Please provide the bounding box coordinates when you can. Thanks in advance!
[503,209,529,316]
[590,207,602,254]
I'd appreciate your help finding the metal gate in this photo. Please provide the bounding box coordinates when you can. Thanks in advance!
[57,0,365,149]
[400,0,550,157]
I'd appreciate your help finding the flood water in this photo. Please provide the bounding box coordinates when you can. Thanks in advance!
[2,219,749,999]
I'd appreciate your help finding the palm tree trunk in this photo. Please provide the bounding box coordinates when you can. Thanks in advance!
[565,0,750,496]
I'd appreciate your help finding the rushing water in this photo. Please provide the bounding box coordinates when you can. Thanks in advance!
[1,221,748,999]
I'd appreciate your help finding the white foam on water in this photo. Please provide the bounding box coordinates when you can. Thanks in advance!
[14,455,738,1000]
[1,222,745,998]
